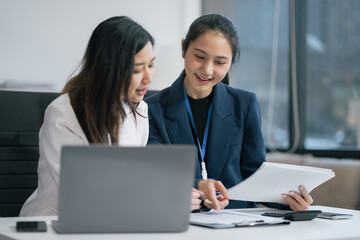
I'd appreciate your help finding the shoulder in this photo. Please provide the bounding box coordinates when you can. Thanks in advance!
[145,71,185,108]
[45,94,72,117]
[46,93,75,114]
[223,83,255,99]
[217,83,258,107]
[41,93,88,143]
[213,83,262,125]
[144,88,170,118]
[43,93,79,128]
[145,86,171,106]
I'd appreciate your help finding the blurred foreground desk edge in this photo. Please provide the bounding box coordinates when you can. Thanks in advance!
[0,206,359,240]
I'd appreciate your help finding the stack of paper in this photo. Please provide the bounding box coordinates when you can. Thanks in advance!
[190,210,288,228]
[228,162,335,204]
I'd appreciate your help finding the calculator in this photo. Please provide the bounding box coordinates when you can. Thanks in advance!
[262,210,321,221]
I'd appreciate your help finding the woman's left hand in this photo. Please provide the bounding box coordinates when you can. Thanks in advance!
[281,185,313,211]
[190,188,203,211]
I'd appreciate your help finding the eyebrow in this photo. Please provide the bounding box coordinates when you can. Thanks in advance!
[134,57,156,66]
[194,48,229,59]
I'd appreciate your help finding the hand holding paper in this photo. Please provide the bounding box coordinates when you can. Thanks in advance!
[281,185,313,211]
[228,162,335,205]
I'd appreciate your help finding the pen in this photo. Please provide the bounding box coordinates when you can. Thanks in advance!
[200,197,213,205]
[200,191,222,206]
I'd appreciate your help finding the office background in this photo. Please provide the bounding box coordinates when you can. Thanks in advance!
[1,0,359,156]
[0,0,359,215]
[0,0,201,91]
[203,0,360,157]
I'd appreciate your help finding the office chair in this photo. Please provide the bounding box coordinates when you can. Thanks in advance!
[0,89,159,217]
[0,90,158,217]
[0,90,59,217]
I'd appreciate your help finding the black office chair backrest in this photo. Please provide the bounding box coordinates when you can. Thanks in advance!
[0,90,59,217]
[0,89,159,217]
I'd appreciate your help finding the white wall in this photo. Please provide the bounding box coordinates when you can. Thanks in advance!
[0,0,201,91]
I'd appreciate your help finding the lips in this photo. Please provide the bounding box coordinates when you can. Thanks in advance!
[195,73,214,83]
[136,88,147,96]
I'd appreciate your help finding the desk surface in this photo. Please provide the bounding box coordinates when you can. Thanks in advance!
[0,206,359,240]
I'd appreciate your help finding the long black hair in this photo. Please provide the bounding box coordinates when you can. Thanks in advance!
[182,14,240,85]
[62,16,154,144]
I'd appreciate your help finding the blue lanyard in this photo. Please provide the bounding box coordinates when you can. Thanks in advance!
[183,88,213,179]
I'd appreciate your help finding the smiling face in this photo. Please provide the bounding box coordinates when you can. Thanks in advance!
[182,30,233,99]
[128,41,155,103]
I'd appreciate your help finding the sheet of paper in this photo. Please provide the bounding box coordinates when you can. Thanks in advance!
[228,162,335,204]
[190,210,285,226]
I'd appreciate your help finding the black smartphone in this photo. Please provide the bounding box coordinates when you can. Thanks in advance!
[16,221,47,232]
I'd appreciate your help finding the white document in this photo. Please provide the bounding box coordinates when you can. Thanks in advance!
[228,162,335,204]
[190,210,287,228]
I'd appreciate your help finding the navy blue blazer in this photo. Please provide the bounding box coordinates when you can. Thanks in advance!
[145,71,266,208]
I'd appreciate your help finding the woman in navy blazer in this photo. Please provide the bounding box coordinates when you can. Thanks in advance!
[146,14,313,211]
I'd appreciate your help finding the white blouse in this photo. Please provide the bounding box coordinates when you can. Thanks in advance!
[20,94,148,216]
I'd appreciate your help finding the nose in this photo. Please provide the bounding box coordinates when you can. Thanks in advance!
[201,60,214,76]
[142,67,153,84]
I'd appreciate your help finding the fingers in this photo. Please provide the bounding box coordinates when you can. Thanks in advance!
[208,186,220,210]
[214,181,230,200]
[219,200,229,209]
[299,185,313,205]
[289,191,308,211]
[197,180,229,211]
[217,195,229,209]
[197,180,219,210]
[282,193,299,211]
[203,195,229,210]
[282,186,313,211]
[203,198,229,210]
[190,188,203,211]
[192,188,204,196]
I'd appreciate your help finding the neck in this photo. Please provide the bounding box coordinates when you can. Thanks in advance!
[183,77,212,100]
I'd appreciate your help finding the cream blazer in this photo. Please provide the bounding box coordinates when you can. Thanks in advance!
[19,94,148,216]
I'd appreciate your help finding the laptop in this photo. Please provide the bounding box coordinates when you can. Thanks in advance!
[52,144,196,233]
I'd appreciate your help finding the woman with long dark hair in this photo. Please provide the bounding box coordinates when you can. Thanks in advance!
[20,16,155,216]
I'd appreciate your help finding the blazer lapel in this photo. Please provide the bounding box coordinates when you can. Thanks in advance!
[165,73,195,145]
[163,74,236,180]
[206,83,236,180]
[164,73,201,179]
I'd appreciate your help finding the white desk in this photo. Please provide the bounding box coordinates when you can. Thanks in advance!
[0,206,359,240]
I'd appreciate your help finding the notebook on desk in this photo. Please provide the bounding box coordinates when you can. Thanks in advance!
[52,145,196,233]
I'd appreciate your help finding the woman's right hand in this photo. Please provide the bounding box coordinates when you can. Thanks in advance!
[197,180,230,210]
